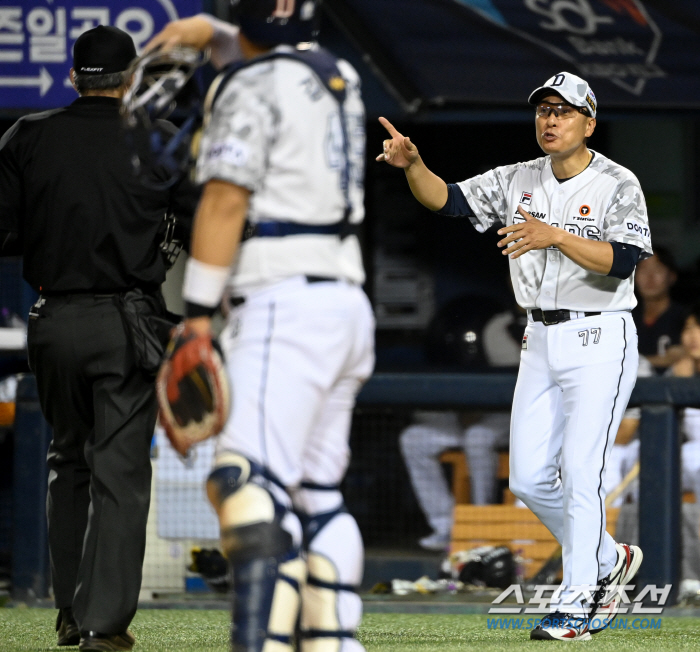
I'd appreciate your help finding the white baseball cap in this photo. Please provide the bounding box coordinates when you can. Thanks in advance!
[528,71,597,118]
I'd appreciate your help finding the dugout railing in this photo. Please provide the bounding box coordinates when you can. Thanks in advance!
[9,372,700,603]
[356,372,700,605]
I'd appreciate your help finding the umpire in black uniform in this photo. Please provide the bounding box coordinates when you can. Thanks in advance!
[0,26,199,651]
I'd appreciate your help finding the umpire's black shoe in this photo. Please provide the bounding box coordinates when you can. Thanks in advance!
[56,607,80,646]
[79,629,135,651]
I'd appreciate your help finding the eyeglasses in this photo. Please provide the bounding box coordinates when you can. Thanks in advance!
[535,103,590,120]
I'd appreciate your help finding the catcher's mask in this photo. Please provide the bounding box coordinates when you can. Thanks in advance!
[121,45,209,190]
[230,0,320,46]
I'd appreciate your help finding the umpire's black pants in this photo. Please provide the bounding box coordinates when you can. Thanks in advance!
[27,293,157,634]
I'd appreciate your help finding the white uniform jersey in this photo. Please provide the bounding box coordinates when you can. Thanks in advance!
[456,150,652,312]
[196,46,366,293]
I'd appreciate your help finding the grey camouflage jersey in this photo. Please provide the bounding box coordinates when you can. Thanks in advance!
[195,46,366,291]
[456,150,652,312]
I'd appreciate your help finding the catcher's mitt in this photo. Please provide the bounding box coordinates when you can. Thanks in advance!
[156,323,230,456]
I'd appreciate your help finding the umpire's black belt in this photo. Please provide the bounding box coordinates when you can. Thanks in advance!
[530,309,601,326]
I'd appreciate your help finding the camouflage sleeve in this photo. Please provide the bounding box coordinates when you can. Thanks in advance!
[603,175,653,259]
[195,72,277,191]
[455,165,516,233]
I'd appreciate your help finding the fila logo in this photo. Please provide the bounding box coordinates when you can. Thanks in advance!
[579,205,591,216]
[520,191,532,205]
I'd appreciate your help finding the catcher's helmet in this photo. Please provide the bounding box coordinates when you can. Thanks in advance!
[230,0,320,46]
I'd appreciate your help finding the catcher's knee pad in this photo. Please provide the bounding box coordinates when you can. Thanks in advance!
[296,486,365,652]
[207,454,301,652]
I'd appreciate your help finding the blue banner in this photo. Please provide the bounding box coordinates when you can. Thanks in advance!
[342,0,700,110]
[0,1,202,110]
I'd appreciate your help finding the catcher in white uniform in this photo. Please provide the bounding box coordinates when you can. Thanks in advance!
[151,3,373,651]
[379,72,651,641]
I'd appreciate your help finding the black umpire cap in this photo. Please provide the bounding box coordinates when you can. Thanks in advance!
[73,25,137,75]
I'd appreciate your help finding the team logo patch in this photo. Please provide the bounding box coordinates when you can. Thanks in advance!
[521,334,528,350]
[206,136,250,167]
[579,205,591,216]
[520,192,532,205]
[585,91,597,114]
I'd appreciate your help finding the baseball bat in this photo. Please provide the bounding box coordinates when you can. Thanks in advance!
[604,461,639,508]
[527,461,640,585]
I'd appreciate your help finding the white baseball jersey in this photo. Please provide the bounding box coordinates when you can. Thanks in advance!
[196,46,366,293]
[456,151,652,312]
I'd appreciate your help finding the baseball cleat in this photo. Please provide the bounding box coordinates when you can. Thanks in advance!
[530,611,591,641]
[56,607,80,646]
[589,543,643,634]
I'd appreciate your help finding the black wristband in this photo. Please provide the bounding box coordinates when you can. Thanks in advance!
[608,242,641,280]
[185,301,218,319]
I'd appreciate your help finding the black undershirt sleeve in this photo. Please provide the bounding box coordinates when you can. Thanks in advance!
[608,242,641,279]
[435,183,475,218]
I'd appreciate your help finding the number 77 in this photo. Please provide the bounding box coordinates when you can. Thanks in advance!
[578,328,602,346]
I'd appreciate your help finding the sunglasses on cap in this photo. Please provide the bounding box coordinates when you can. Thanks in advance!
[535,103,591,119]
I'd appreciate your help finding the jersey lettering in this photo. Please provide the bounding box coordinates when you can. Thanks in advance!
[627,222,650,238]
[301,76,324,101]
[581,225,601,240]
[556,223,601,241]
[325,113,344,171]
[347,113,365,189]
[514,209,546,220]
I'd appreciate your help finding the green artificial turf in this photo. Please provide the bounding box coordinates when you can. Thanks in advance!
[0,609,698,651]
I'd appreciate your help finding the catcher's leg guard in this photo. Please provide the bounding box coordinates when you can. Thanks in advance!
[295,484,365,652]
[207,453,303,652]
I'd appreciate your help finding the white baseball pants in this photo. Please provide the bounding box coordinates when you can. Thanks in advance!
[400,411,511,536]
[510,311,638,614]
[216,276,375,488]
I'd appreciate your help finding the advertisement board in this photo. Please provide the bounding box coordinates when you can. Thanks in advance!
[0,1,202,110]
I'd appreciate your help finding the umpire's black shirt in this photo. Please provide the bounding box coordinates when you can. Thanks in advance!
[0,96,199,293]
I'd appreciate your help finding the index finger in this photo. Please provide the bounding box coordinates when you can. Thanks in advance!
[378,116,401,138]
[517,205,533,220]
